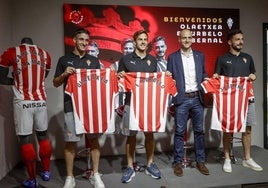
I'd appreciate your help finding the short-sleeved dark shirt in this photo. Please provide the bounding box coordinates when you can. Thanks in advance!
[54,52,100,112]
[214,52,256,77]
[118,52,157,105]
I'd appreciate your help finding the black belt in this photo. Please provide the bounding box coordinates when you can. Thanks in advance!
[185,91,199,98]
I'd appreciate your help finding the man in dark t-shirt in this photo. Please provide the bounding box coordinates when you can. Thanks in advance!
[213,29,263,173]
[53,28,105,188]
[118,30,161,183]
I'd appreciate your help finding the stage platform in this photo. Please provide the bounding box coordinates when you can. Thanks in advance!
[0,146,267,188]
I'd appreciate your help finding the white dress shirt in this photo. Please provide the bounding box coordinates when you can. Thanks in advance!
[181,50,198,93]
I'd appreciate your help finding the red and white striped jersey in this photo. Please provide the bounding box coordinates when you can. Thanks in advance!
[0,44,51,100]
[119,72,177,132]
[65,69,118,134]
[201,76,254,133]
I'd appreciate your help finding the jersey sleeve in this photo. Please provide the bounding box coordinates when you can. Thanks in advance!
[45,51,52,70]
[65,74,74,96]
[247,80,254,99]
[111,70,119,93]
[166,75,178,96]
[201,78,219,94]
[0,47,15,68]
[118,72,134,92]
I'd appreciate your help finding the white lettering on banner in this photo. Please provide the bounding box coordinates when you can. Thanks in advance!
[167,16,225,44]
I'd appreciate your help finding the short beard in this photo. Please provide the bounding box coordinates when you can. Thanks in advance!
[232,45,242,52]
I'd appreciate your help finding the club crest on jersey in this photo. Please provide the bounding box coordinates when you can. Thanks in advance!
[147,60,151,66]
[243,58,247,63]
[87,60,91,66]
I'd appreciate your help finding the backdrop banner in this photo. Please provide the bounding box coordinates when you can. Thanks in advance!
[63,4,239,76]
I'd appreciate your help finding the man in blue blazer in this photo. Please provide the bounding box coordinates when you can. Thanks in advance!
[167,29,209,177]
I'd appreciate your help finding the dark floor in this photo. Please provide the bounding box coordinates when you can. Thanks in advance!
[0,146,268,188]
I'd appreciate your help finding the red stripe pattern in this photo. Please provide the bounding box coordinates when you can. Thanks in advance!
[65,69,118,134]
[201,76,254,133]
[119,72,177,132]
[0,44,51,100]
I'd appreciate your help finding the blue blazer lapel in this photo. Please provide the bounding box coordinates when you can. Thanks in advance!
[175,50,185,91]
[193,51,200,67]
[176,50,184,71]
[193,51,203,84]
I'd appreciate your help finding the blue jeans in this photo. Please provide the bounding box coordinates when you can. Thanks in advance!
[173,96,205,163]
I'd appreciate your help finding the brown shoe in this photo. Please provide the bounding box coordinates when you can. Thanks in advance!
[196,162,209,175]
[173,163,183,177]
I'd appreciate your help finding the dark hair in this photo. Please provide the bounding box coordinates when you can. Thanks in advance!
[133,30,148,41]
[21,37,33,45]
[121,38,133,48]
[227,29,243,40]
[73,28,90,38]
[152,36,166,44]
[88,41,99,48]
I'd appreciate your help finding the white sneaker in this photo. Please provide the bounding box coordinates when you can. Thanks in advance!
[90,173,105,188]
[242,158,263,171]
[223,159,232,173]
[63,176,75,188]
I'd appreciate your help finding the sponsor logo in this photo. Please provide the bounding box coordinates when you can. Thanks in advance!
[22,102,46,109]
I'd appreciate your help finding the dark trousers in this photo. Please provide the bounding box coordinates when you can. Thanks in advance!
[173,96,205,163]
